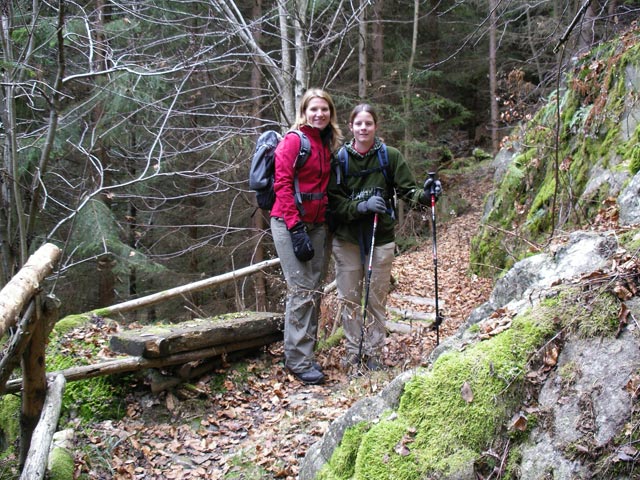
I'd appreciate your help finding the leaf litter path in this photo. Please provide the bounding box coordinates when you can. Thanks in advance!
[74,165,495,479]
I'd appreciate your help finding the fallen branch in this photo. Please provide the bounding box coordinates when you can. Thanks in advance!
[69,258,281,319]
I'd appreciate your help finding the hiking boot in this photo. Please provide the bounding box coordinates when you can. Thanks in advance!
[293,367,325,385]
[365,356,385,372]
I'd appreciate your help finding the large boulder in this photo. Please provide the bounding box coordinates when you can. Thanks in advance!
[300,230,639,479]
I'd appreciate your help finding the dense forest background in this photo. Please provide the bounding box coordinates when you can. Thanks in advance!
[1,0,637,320]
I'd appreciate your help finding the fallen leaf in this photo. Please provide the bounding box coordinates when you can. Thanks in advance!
[461,381,474,403]
[543,344,559,367]
[509,411,528,431]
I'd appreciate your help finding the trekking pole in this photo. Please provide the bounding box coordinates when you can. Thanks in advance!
[428,172,444,345]
[358,187,384,365]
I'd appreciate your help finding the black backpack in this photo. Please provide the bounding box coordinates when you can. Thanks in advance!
[249,130,311,212]
[335,144,396,217]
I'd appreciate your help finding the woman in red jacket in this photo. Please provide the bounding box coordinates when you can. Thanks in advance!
[270,89,343,385]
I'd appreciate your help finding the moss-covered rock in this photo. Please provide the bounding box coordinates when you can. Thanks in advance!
[48,446,75,480]
[318,305,557,479]
[471,26,640,278]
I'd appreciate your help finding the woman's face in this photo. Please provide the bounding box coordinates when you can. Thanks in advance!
[349,111,377,145]
[304,97,331,130]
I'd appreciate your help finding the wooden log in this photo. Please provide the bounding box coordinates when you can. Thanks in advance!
[20,374,66,480]
[0,243,61,338]
[20,303,48,467]
[3,333,283,394]
[20,295,59,466]
[109,312,283,358]
[79,258,281,318]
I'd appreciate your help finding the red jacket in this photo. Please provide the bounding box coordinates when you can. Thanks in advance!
[271,125,331,229]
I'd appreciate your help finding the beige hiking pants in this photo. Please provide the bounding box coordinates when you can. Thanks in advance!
[332,237,395,358]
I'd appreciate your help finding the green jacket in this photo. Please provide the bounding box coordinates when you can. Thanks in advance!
[327,138,426,247]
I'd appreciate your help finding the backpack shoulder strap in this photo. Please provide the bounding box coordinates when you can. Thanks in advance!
[289,130,311,167]
[377,143,392,185]
[288,130,313,215]
[336,146,348,185]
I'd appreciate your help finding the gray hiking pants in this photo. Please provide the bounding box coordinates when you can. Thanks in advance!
[332,237,395,358]
[271,218,328,373]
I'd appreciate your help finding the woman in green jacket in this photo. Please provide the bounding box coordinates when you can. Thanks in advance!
[327,103,442,373]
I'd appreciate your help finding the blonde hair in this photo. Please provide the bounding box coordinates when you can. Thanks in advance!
[293,88,343,151]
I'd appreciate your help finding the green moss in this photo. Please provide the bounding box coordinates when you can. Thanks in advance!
[54,314,92,334]
[46,335,127,422]
[48,446,75,480]
[472,148,493,161]
[472,30,640,278]
[618,228,640,253]
[600,125,621,164]
[0,395,20,456]
[323,307,556,478]
[468,323,480,334]
[557,289,620,337]
[355,418,423,479]
[318,422,370,479]
[470,228,510,277]
[504,444,523,479]
[317,327,344,350]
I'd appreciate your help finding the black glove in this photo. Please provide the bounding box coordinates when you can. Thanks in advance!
[289,222,314,262]
[357,196,387,214]
[423,177,443,199]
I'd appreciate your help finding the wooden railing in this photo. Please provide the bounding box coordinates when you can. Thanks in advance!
[0,243,63,479]
[0,246,290,479]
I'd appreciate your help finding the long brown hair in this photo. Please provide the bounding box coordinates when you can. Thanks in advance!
[349,103,379,126]
[293,88,343,151]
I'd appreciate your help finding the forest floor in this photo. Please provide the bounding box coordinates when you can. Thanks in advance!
[70,162,496,479]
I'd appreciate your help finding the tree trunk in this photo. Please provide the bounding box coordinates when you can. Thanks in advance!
[0,1,27,278]
[489,0,500,154]
[0,303,37,395]
[358,0,367,99]
[251,0,268,312]
[25,4,65,253]
[278,1,295,123]
[370,0,384,95]
[109,312,283,358]
[293,0,309,103]
[398,0,420,227]
[19,301,47,468]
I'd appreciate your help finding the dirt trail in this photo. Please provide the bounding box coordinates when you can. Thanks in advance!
[74,164,496,480]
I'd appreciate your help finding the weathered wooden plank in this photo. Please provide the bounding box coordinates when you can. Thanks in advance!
[3,333,283,395]
[109,312,284,358]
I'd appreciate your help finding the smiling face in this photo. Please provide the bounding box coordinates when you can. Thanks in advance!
[304,97,331,130]
[349,111,377,151]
